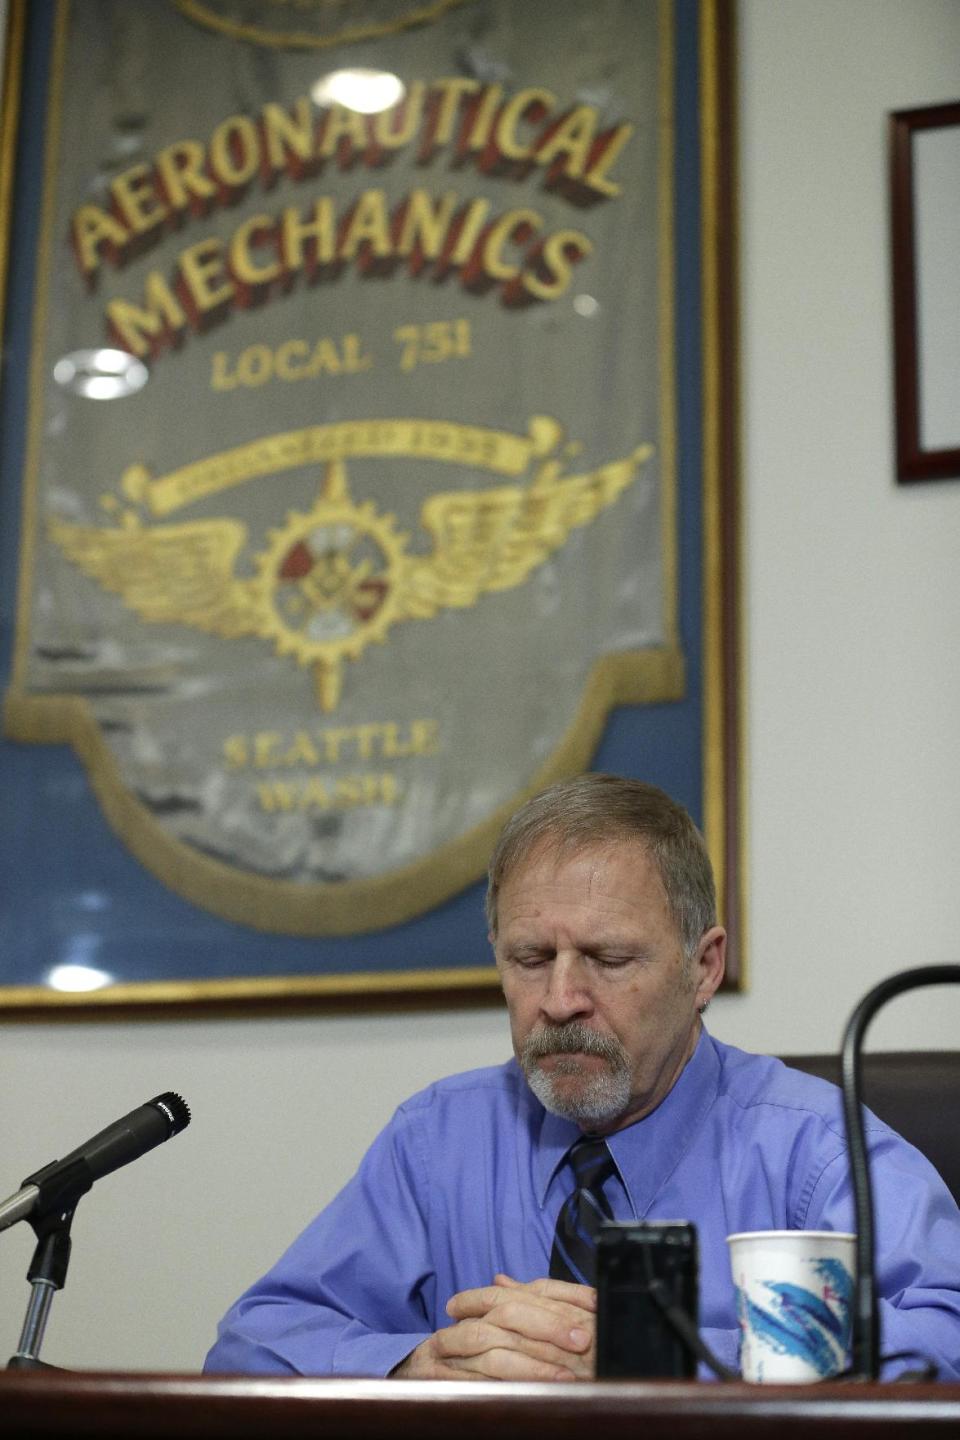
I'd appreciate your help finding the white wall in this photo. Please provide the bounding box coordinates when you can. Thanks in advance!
[1,0,959,1373]
[729,0,960,1056]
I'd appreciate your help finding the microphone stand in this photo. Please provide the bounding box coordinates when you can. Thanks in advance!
[7,1207,76,1369]
[841,963,960,1381]
[5,1161,92,1370]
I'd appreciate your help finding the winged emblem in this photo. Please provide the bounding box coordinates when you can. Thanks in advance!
[49,442,653,711]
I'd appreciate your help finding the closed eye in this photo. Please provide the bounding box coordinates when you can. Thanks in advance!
[507,948,554,968]
[586,952,638,970]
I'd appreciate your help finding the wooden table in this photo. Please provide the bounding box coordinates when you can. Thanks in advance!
[3,1372,960,1439]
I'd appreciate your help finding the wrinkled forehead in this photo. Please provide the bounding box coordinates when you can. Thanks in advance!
[494,832,668,914]
[518,830,647,871]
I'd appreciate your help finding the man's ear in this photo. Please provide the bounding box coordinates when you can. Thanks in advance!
[693,926,726,1006]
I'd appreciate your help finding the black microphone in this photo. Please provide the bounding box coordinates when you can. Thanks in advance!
[0,1093,191,1232]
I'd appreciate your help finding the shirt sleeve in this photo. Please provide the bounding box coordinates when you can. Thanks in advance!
[204,1102,436,1376]
[804,1127,960,1381]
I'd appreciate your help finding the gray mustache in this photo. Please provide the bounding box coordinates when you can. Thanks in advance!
[522,1022,627,1066]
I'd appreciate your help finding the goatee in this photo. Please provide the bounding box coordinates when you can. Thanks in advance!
[520,1021,632,1126]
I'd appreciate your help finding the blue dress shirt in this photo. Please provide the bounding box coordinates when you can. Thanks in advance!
[205,1031,960,1378]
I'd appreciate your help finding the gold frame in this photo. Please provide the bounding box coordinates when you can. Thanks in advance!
[0,0,743,1012]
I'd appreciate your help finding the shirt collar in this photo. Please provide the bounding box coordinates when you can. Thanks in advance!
[532,1028,721,1212]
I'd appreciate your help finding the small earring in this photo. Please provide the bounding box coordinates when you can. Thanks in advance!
[698,1000,710,1016]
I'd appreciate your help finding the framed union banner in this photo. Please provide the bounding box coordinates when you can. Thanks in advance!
[0,0,742,1010]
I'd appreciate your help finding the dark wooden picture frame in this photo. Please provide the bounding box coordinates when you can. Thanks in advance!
[890,101,960,484]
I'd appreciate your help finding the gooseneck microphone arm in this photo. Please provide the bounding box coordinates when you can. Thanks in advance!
[841,965,960,1382]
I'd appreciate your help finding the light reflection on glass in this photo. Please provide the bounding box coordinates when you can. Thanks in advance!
[53,348,149,400]
[311,68,406,115]
[47,963,114,993]
[78,890,111,912]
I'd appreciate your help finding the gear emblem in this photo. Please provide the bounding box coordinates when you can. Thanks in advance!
[254,459,408,709]
[49,423,652,714]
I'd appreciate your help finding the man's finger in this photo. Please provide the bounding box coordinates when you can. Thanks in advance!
[494,1274,597,1310]
[434,1319,582,1377]
[450,1281,591,1318]
[444,1294,592,1354]
[437,1316,579,1362]
[451,1348,577,1382]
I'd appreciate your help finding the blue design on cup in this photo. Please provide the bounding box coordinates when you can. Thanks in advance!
[814,1257,854,1315]
[735,1260,853,1378]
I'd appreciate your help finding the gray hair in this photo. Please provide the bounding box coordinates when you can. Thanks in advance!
[486,773,716,959]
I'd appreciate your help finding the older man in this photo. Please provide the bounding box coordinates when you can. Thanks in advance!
[206,774,960,1379]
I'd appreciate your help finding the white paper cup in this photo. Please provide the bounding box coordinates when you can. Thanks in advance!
[727,1230,856,1382]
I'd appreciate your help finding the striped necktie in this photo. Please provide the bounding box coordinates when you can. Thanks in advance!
[549,1136,616,1284]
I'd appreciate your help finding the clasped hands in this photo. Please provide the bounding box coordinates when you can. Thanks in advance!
[393,1273,595,1380]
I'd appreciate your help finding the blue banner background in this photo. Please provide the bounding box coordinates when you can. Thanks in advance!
[0,0,706,997]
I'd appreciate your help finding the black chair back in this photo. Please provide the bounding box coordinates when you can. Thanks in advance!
[785,1051,960,1207]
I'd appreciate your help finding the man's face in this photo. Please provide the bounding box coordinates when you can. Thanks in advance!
[492,838,725,1134]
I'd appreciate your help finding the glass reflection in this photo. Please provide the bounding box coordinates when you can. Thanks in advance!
[53,348,149,400]
[311,68,406,114]
[48,963,114,993]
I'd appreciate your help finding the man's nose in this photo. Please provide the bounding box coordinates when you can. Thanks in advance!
[540,952,594,1022]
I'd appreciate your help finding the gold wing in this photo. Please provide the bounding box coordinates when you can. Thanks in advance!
[395,443,653,620]
[48,514,262,638]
